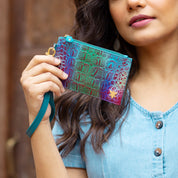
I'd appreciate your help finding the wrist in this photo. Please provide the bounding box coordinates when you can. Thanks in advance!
[29,114,50,126]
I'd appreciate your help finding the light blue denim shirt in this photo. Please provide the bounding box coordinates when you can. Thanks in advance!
[52,97,178,178]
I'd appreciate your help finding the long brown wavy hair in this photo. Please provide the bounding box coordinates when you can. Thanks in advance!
[55,0,138,160]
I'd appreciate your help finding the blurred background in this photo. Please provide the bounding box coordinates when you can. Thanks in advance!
[0,0,75,177]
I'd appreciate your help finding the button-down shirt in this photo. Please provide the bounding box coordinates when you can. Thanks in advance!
[52,97,178,178]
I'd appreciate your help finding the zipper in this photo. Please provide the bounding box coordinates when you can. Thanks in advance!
[63,35,132,60]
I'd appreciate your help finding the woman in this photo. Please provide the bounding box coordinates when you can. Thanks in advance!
[20,0,178,177]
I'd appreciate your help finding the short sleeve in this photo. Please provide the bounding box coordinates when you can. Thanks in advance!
[52,120,86,169]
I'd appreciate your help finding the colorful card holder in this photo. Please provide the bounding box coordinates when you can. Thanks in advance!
[55,36,132,105]
[26,35,132,137]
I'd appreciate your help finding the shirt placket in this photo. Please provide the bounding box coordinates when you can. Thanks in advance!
[151,113,165,178]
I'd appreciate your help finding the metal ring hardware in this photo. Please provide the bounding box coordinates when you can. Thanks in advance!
[45,47,56,57]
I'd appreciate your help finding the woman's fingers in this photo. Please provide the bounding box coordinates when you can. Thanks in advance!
[29,72,65,93]
[20,54,68,98]
[33,81,62,97]
[24,80,62,100]
[25,55,60,71]
[25,62,68,80]
[20,54,68,122]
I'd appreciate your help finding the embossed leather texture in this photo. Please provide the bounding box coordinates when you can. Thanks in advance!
[54,36,132,105]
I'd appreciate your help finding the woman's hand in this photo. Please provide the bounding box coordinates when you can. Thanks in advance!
[20,55,68,125]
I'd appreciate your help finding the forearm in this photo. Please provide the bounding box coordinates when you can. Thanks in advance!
[30,120,68,178]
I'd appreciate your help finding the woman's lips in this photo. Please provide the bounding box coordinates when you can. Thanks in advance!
[129,14,155,28]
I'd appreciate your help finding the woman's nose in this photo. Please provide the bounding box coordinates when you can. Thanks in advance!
[127,0,146,11]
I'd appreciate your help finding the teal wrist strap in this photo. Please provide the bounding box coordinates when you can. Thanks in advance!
[26,91,55,137]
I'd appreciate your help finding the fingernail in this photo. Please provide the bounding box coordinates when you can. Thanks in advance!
[54,58,60,64]
[63,72,68,78]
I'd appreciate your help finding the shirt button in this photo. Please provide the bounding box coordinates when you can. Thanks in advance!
[155,121,163,129]
[154,148,162,157]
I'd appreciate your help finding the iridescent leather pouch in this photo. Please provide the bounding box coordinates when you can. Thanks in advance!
[26,35,132,137]
[54,35,132,105]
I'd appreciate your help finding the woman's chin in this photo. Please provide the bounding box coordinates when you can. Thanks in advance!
[126,38,160,47]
